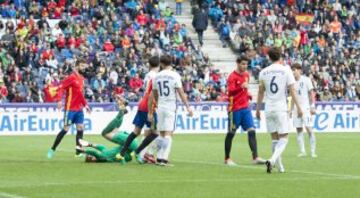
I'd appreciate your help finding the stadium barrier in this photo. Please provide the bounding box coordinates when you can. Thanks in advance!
[0,102,359,135]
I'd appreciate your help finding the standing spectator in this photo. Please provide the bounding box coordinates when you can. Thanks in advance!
[0,77,8,103]
[192,8,208,46]
[175,0,183,15]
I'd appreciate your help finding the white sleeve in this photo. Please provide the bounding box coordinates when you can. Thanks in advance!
[152,76,157,90]
[174,73,182,88]
[307,77,314,91]
[286,68,296,86]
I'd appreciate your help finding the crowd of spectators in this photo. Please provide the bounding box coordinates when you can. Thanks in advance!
[205,0,360,101]
[0,0,231,103]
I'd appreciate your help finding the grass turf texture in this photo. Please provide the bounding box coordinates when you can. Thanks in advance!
[0,133,360,198]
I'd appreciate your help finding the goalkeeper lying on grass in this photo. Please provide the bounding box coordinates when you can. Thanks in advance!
[77,95,138,163]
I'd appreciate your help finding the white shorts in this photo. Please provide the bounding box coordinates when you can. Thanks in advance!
[293,112,313,128]
[156,108,177,132]
[265,111,289,134]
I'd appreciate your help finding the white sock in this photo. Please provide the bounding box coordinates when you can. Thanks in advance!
[272,140,283,169]
[156,137,166,160]
[144,137,159,156]
[162,135,173,161]
[297,132,306,154]
[309,132,316,155]
[270,138,288,165]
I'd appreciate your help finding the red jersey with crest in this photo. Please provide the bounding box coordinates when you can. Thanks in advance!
[138,70,157,112]
[227,70,250,112]
[57,72,87,111]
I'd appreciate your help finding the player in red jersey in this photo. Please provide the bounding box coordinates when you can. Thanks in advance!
[47,60,91,159]
[225,55,265,166]
[116,56,160,164]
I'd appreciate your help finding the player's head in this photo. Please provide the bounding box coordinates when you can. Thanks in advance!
[236,55,249,72]
[160,55,172,68]
[268,47,281,62]
[149,56,160,70]
[85,155,98,163]
[291,63,302,78]
[75,59,87,74]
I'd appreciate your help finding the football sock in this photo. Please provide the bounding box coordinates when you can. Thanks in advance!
[309,132,316,155]
[76,130,84,146]
[297,131,306,154]
[157,136,166,160]
[247,130,258,159]
[225,132,235,159]
[146,137,160,156]
[119,132,137,156]
[270,137,288,165]
[101,112,124,136]
[51,129,67,151]
[272,140,284,169]
[162,135,172,161]
[135,133,159,154]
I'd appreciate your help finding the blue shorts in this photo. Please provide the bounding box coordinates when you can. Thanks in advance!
[132,111,157,130]
[228,108,254,132]
[64,111,84,126]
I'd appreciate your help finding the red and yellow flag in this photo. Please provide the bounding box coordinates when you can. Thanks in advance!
[295,14,314,25]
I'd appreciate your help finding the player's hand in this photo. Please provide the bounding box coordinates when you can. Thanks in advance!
[310,108,316,115]
[57,101,62,110]
[186,107,194,117]
[297,108,303,118]
[241,81,249,89]
[85,105,91,114]
[255,109,261,120]
[147,113,154,122]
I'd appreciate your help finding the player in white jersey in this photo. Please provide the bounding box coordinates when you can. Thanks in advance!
[291,63,317,158]
[256,47,303,173]
[150,55,193,165]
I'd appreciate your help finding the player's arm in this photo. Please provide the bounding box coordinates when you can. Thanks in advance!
[289,84,303,118]
[147,92,155,122]
[176,87,193,117]
[308,79,316,115]
[56,75,75,109]
[255,80,265,120]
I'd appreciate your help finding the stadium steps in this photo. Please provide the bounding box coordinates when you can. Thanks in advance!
[170,0,259,97]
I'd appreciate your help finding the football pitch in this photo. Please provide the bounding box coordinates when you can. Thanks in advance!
[1,133,360,198]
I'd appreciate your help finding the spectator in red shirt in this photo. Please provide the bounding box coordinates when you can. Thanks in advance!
[103,39,115,52]
[136,10,148,26]
[129,73,143,93]
[0,78,8,102]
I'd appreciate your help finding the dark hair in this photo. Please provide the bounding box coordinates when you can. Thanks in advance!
[268,47,281,62]
[160,55,172,66]
[236,55,249,64]
[148,56,160,68]
[291,63,302,70]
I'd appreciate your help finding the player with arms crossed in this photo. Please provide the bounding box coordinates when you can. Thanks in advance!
[225,55,265,166]
[256,47,303,173]
[291,63,317,158]
[151,55,193,165]
[47,60,91,159]
[116,56,160,164]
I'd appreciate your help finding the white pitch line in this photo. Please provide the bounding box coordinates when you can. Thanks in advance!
[173,159,360,179]
[51,149,360,179]
[1,176,359,189]
[0,191,26,198]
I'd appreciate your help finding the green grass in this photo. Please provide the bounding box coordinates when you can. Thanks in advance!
[1,133,360,198]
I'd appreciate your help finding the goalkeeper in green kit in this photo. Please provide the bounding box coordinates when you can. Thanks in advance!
[77,94,138,163]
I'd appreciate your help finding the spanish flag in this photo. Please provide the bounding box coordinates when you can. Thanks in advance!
[295,14,314,25]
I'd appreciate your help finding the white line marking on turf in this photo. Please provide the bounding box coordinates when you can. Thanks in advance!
[0,191,26,198]
[1,177,359,189]
[174,159,360,179]
[53,149,360,179]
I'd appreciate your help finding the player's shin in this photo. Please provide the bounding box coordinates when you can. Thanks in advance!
[119,132,138,156]
[270,136,288,165]
[297,129,306,155]
[224,132,235,160]
[51,129,68,151]
[76,130,84,146]
[162,135,172,162]
[247,130,258,159]
[135,133,159,155]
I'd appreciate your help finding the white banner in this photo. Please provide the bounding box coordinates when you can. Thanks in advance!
[0,103,359,135]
